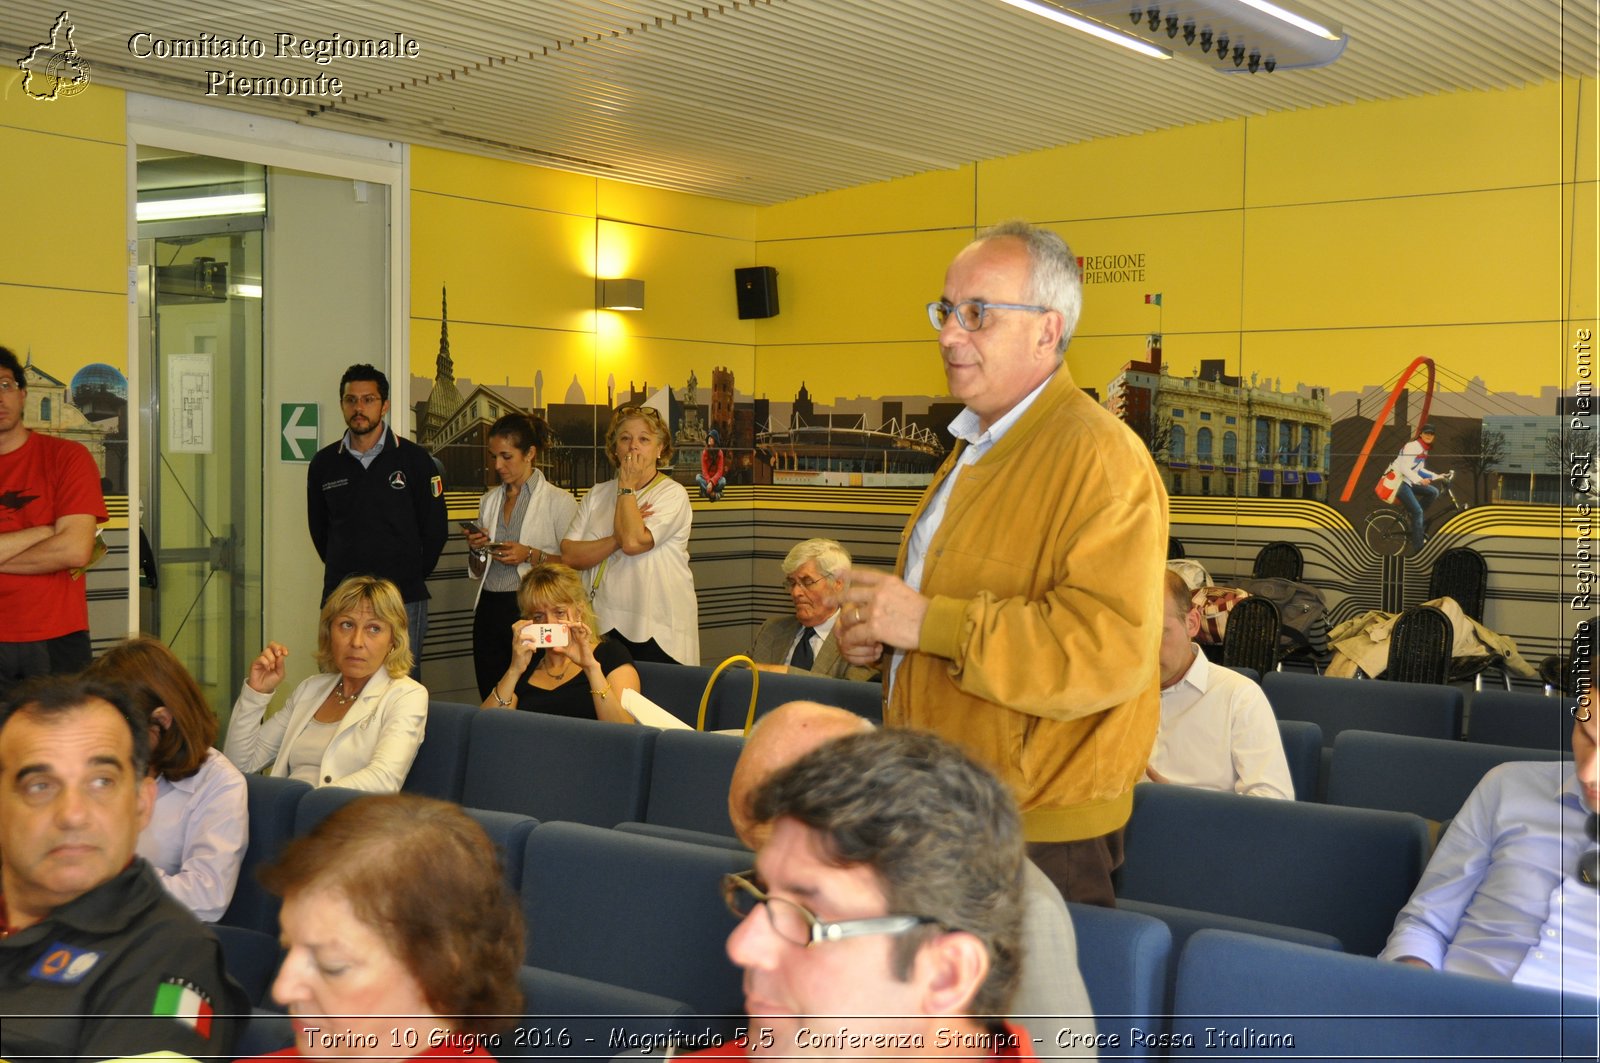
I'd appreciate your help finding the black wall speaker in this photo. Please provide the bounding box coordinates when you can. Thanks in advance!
[734,265,779,319]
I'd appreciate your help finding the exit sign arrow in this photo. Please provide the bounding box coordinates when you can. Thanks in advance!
[281,404,319,462]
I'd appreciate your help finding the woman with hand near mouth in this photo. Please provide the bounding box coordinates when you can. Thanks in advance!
[224,575,426,791]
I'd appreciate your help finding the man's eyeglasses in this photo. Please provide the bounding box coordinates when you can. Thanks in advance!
[0,379,19,392]
[721,870,938,947]
[782,575,825,592]
[927,300,1051,332]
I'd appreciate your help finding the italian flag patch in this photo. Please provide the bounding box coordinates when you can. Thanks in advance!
[152,978,214,1038]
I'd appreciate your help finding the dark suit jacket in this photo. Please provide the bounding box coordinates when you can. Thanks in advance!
[750,614,879,683]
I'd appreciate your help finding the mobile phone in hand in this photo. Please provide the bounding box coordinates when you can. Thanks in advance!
[519,624,570,649]
[460,521,484,537]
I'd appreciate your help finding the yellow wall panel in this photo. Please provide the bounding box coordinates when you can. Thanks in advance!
[595,220,756,346]
[1568,182,1597,322]
[1057,211,1245,339]
[1074,331,1244,400]
[410,145,594,217]
[979,120,1247,222]
[752,229,971,347]
[597,179,756,241]
[758,165,975,242]
[752,341,946,405]
[409,318,598,407]
[598,336,756,411]
[0,70,124,143]
[1237,321,1566,398]
[1243,187,1562,335]
[411,192,595,330]
[1247,83,1562,207]
[1563,77,1596,185]
[0,284,126,369]
[0,129,124,295]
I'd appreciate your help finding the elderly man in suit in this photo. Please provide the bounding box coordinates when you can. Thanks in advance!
[750,539,877,682]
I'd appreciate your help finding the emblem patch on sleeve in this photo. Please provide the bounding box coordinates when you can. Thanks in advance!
[29,942,100,983]
[152,977,215,1038]
[431,474,443,497]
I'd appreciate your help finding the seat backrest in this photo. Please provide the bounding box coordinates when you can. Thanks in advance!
[292,784,367,836]
[461,807,540,893]
[521,822,748,1018]
[1384,604,1453,684]
[1064,902,1172,1058]
[1221,595,1281,677]
[1171,930,1598,1061]
[1275,719,1323,801]
[1252,540,1303,581]
[402,700,476,801]
[1326,730,1568,821]
[634,661,714,727]
[1167,535,1186,560]
[221,774,311,932]
[1466,690,1578,753]
[517,965,698,1057]
[614,821,752,853]
[644,729,745,837]
[462,711,655,826]
[1428,546,1488,624]
[701,667,884,732]
[1118,783,1430,955]
[1261,672,1463,745]
[212,924,283,1007]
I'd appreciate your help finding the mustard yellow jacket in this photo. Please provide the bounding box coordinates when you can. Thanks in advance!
[888,370,1168,842]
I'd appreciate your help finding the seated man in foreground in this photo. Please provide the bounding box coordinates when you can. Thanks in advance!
[1146,570,1293,800]
[0,676,247,1061]
[750,539,877,681]
[686,727,1037,1062]
[1379,622,1599,995]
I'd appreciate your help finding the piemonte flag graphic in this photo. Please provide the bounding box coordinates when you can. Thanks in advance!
[1144,293,1163,306]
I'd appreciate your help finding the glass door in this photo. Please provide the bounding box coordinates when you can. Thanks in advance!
[136,152,265,714]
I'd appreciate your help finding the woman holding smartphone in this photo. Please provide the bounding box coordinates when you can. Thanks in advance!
[482,561,639,723]
[465,413,577,699]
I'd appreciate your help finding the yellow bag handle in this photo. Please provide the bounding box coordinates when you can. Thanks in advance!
[696,655,760,734]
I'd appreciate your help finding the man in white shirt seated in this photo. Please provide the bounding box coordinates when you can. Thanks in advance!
[1379,623,1598,996]
[750,538,877,682]
[1146,570,1294,800]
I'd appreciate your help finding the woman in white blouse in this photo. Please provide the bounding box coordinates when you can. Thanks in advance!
[561,404,699,665]
[464,412,577,699]
[224,575,426,791]
[86,635,247,923]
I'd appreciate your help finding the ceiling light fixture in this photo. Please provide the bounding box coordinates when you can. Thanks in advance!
[996,0,1173,60]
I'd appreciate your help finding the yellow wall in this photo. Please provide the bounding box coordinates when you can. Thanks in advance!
[0,71,127,372]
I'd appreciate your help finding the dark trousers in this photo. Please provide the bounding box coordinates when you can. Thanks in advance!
[1028,828,1126,909]
[0,631,93,700]
[606,632,677,665]
[473,590,523,700]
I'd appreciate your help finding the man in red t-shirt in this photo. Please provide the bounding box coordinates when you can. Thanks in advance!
[0,347,108,695]
[682,728,1039,1063]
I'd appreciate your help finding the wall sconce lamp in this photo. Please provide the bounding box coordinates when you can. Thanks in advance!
[598,278,645,311]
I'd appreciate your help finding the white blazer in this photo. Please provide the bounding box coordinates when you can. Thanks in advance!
[471,470,578,608]
[223,669,427,791]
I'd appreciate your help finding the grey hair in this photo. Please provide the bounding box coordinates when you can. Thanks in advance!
[976,220,1082,354]
[781,537,851,580]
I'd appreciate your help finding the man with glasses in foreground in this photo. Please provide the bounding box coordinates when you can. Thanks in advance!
[1379,620,1600,996]
[749,539,877,681]
[686,727,1038,1063]
[837,221,1167,907]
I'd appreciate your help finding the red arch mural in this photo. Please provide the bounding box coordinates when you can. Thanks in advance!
[1338,355,1436,503]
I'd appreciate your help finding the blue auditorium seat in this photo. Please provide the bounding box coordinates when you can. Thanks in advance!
[614,821,750,852]
[212,924,282,1006]
[292,783,366,835]
[520,822,748,1027]
[1261,671,1462,743]
[1117,782,1429,955]
[220,774,310,933]
[1327,730,1568,821]
[1276,718,1323,800]
[1466,690,1579,752]
[642,729,744,836]
[402,700,477,800]
[463,711,655,826]
[516,966,697,1058]
[1171,930,1598,1062]
[635,661,882,732]
[1063,903,1171,1059]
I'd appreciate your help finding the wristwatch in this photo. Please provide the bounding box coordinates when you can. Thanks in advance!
[618,486,634,496]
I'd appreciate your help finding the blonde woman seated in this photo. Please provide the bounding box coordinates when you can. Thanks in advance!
[225,575,427,790]
[85,636,247,922]
[482,561,639,724]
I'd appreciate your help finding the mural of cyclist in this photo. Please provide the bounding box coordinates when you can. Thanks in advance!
[1387,423,1448,554]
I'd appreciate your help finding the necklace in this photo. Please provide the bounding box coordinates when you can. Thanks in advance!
[540,653,571,679]
[331,680,362,705]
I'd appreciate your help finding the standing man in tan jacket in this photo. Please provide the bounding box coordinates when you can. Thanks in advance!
[838,221,1167,907]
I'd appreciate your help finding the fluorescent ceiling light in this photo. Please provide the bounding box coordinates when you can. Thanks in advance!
[136,192,265,222]
[996,0,1172,60]
[1234,0,1341,41]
